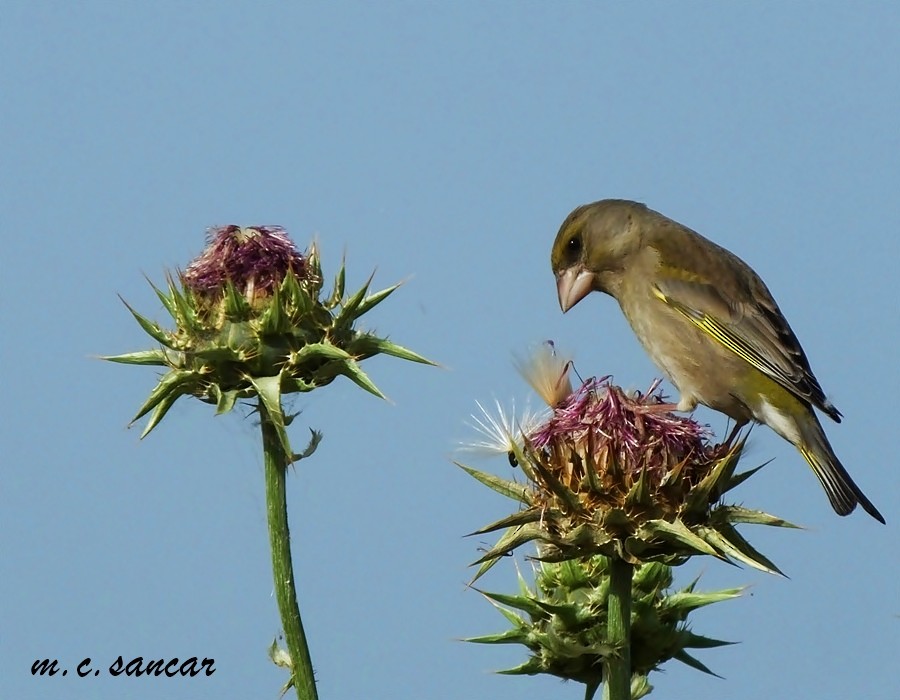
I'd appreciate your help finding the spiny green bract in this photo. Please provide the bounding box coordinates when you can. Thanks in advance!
[466,556,741,699]
[104,230,433,456]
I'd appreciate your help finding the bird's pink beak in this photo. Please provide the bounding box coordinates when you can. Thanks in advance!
[556,265,594,313]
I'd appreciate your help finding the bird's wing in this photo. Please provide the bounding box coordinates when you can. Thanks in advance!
[651,271,842,422]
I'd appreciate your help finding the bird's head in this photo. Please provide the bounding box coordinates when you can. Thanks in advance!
[551,199,646,312]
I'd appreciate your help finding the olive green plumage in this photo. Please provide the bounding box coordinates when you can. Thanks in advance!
[551,199,883,523]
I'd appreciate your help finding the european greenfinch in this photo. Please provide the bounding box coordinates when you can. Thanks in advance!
[551,199,884,523]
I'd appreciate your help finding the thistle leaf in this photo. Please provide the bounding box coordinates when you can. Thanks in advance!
[469,552,503,582]
[463,628,528,645]
[700,525,785,576]
[714,505,800,529]
[625,465,653,508]
[483,597,529,628]
[101,349,171,366]
[347,333,436,365]
[530,458,583,514]
[333,358,385,399]
[292,342,353,364]
[477,589,547,619]
[215,388,240,415]
[222,279,251,318]
[455,463,533,504]
[466,509,543,537]
[192,346,244,363]
[140,388,186,438]
[642,518,720,558]
[306,241,322,291]
[470,524,544,580]
[533,599,581,627]
[169,280,198,331]
[291,428,323,463]
[496,658,546,676]
[672,649,722,677]
[681,631,736,649]
[353,283,400,318]
[376,340,436,365]
[326,260,346,309]
[130,369,201,424]
[582,443,604,494]
[560,522,617,555]
[119,297,176,348]
[259,280,286,335]
[280,269,308,313]
[334,271,374,327]
[250,374,293,460]
[721,462,770,494]
[148,276,177,319]
[662,588,744,613]
[282,375,317,394]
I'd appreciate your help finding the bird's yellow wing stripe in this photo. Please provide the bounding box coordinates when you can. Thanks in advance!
[652,286,790,387]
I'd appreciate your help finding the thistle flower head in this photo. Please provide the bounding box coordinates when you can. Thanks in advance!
[459,346,796,579]
[528,377,718,515]
[104,225,434,452]
[183,225,312,302]
[466,556,741,698]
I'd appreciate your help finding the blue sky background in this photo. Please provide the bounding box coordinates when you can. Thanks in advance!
[3,3,898,699]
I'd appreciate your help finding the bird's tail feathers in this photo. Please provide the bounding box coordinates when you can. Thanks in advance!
[798,423,885,524]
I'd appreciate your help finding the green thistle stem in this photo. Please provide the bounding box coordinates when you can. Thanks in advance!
[602,558,633,700]
[261,399,318,700]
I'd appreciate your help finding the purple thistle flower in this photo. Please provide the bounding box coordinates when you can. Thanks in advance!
[183,225,310,299]
[528,376,716,498]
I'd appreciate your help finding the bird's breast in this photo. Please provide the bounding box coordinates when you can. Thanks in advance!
[617,285,755,423]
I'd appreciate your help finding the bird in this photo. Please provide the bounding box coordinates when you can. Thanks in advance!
[551,199,884,523]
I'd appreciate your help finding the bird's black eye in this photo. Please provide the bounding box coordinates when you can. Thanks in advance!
[566,236,581,255]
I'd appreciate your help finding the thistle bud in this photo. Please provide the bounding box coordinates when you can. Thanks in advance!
[466,556,741,698]
[105,225,433,450]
